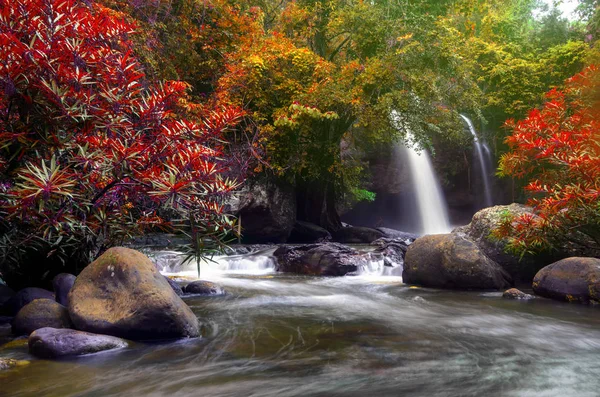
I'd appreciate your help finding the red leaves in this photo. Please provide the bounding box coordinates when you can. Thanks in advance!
[0,0,243,245]
[497,65,600,253]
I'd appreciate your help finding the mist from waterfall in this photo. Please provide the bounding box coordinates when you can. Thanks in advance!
[460,115,494,208]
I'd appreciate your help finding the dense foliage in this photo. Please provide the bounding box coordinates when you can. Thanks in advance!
[0,0,242,285]
[496,65,600,255]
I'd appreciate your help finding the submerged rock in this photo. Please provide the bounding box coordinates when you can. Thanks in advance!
[274,243,369,276]
[533,257,600,303]
[29,327,128,358]
[454,204,559,282]
[502,288,534,300]
[12,299,72,336]
[0,358,20,371]
[288,221,332,243]
[4,288,55,316]
[403,234,512,290]
[52,273,76,306]
[333,226,384,244]
[68,247,199,340]
[183,281,225,296]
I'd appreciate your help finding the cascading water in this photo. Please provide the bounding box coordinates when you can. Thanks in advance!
[460,114,494,208]
[392,124,451,234]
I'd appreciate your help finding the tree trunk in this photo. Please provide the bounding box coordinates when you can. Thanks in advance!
[296,178,342,232]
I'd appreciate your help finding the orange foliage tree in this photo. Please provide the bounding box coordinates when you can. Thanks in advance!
[496,65,600,255]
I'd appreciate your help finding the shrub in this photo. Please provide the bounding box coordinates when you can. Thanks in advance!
[0,0,242,285]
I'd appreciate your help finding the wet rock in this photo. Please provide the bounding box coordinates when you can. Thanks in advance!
[403,234,512,290]
[12,299,72,336]
[52,273,76,306]
[288,221,332,243]
[376,228,418,242]
[333,226,384,244]
[28,327,128,358]
[68,247,199,340]
[502,288,534,300]
[274,243,369,276]
[165,277,184,296]
[371,238,410,267]
[0,358,18,370]
[223,245,276,255]
[183,281,225,296]
[4,288,55,316]
[454,204,560,282]
[232,178,296,244]
[533,257,600,303]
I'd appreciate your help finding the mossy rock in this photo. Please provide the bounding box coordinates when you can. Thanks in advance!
[403,233,512,290]
[12,299,72,336]
[533,257,600,303]
[68,247,199,340]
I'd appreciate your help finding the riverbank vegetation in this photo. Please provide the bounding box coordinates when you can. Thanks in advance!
[0,0,599,285]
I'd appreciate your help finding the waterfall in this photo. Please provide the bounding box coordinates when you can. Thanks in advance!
[460,115,493,208]
[401,133,452,234]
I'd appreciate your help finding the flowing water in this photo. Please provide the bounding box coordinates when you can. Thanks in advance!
[461,115,494,208]
[2,249,600,397]
[400,133,451,235]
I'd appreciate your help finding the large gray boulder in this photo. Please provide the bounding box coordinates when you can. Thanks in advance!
[29,327,128,358]
[12,299,72,336]
[403,233,512,290]
[274,243,369,276]
[4,287,55,316]
[52,273,76,306]
[533,257,600,303]
[68,247,199,340]
[454,204,557,282]
[232,178,296,243]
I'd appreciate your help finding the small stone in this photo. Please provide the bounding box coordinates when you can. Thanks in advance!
[183,280,225,296]
[4,288,54,316]
[502,288,534,300]
[52,273,76,306]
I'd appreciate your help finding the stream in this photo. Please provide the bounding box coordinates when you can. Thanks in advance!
[2,247,600,396]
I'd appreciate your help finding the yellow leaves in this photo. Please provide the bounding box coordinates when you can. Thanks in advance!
[396,33,413,42]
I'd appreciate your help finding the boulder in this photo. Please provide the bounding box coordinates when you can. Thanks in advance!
[502,288,534,300]
[273,243,369,276]
[68,247,199,340]
[403,234,512,290]
[52,273,76,306]
[183,281,225,296]
[333,226,384,244]
[165,277,184,296]
[288,221,332,243]
[533,257,600,303]
[376,228,419,242]
[454,204,558,282]
[28,327,127,358]
[4,288,55,316]
[12,299,72,336]
[232,178,296,244]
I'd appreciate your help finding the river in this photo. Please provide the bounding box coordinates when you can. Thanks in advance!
[2,248,600,396]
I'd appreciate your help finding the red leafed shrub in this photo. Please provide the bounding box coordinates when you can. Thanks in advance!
[0,0,242,285]
[496,65,600,255]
